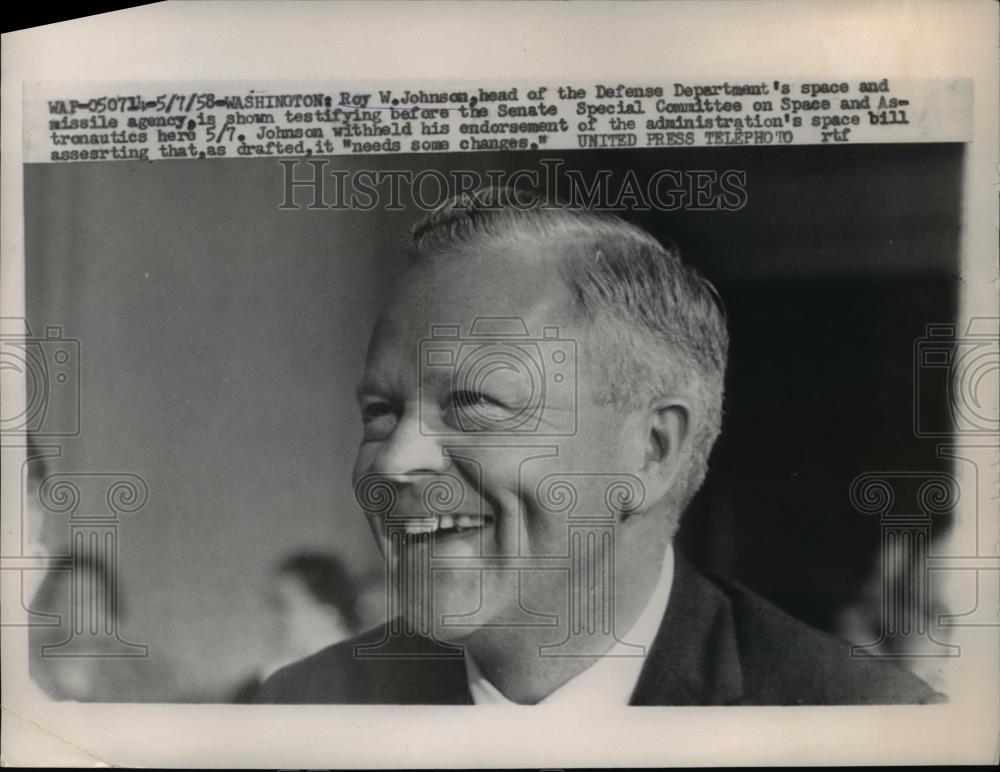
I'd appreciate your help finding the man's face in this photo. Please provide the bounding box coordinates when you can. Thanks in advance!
[352,237,647,643]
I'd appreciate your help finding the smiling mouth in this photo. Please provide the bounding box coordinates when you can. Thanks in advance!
[391,514,494,537]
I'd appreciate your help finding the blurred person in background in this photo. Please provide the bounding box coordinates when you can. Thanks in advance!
[28,554,179,701]
[231,551,362,702]
[835,544,953,693]
[23,444,182,702]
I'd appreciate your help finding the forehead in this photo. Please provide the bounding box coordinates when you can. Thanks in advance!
[376,236,582,346]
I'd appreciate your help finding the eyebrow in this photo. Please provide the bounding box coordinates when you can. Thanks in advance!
[355,371,409,405]
[354,379,381,404]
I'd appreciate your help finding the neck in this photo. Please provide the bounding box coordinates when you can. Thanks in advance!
[463,528,671,704]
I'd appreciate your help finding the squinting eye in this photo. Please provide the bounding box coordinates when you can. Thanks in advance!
[453,391,490,409]
[361,402,393,423]
[361,402,398,439]
[451,391,505,412]
[446,391,510,430]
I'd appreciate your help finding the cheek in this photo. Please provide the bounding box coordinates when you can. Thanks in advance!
[520,445,637,549]
[520,506,572,556]
[451,448,522,503]
[362,511,388,559]
[352,441,379,483]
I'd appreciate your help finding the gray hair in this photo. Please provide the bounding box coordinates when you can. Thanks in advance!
[410,186,729,514]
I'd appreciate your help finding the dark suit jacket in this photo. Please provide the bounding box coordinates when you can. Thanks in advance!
[256,554,943,705]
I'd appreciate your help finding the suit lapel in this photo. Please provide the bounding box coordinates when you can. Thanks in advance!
[629,552,744,705]
[352,626,472,704]
[380,553,744,705]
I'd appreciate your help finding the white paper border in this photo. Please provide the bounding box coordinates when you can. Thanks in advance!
[3,1,997,766]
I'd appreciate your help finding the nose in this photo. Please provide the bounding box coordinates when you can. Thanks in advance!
[371,409,450,481]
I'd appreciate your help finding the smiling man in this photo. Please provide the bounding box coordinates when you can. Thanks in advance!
[257,186,942,705]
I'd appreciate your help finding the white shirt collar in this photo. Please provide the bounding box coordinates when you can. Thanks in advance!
[465,543,674,705]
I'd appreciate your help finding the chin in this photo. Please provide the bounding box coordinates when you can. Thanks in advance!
[429,568,489,628]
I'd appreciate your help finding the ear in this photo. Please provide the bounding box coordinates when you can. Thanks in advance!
[632,398,691,512]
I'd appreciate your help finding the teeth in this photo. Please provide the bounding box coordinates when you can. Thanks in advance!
[401,519,437,535]
[399,514,489,535]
